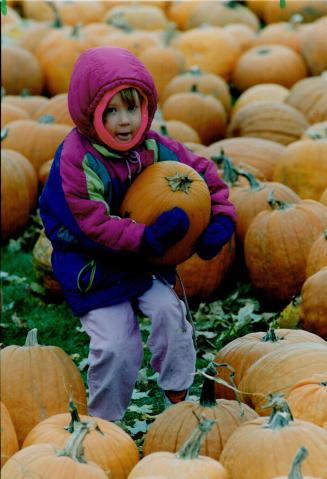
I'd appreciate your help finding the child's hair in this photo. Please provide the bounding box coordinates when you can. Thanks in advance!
[102,87,142,122]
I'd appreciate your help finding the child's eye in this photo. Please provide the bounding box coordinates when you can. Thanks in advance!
[128,105,138,112]
[106,107,116,115]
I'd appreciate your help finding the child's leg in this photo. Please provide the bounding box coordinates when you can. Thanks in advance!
[137,278,196,393]
[80,302,143,421]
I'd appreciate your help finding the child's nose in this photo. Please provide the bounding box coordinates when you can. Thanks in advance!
[119,109,130,124]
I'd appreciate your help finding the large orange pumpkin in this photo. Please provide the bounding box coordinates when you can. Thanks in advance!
[213,327,325,401]
[23,401,139,479]
[119,161,211,265]
[285,75,327,124]
[232,83,290,118]
[0,328,87,446]
[1,421,107,479]
[238,342,327,415]
[227,101,309,145]
[219,407,327,479]
[0,401,19,468]
[244,196,327,304]
[143,365,258,460]
[32,93,74,126]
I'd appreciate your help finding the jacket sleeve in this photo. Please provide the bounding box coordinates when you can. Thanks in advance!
[152,132,237,221]
[39,133,146,253]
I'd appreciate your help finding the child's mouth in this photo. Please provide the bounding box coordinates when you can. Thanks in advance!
[116,132,133,142]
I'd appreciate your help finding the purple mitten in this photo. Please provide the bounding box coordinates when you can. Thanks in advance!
[141,207,190,256]
[196,215,235,260]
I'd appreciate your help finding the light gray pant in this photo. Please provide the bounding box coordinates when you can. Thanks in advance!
[80,278,196,421]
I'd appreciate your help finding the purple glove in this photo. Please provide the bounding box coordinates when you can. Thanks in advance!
[196,215,235,260]
[141,207,190,256]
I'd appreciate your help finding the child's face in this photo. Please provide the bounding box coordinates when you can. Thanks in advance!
[103,91,142,144]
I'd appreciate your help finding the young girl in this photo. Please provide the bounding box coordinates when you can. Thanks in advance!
[39,46,236,421]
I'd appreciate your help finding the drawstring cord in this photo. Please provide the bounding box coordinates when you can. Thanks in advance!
[125,151,142,183]
[155,272,197,351]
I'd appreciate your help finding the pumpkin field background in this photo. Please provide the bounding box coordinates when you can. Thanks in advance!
[1,0,327,477]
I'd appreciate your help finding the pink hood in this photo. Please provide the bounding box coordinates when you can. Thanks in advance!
[68,46,158,146]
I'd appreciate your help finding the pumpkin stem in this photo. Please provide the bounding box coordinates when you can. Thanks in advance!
[25,328,39,347]
[1,128,9,142]
[65,398,82,433]
[45,1,63,28]
[162,22,177,46]
[189,65,202,76]
[57,421,95,462]
[107,14,133,32]
[70,23,82,38]
[287,447,308,479]
[320,381,327,386]
[324,229,327,240]
[263,393,293,429]
[261,324,282,343]
[159,124,169,137]
[199,364,218,408]
[212,149,240,187]
[165,172,193,193]
[38,114,55,124]
[20,88,31,97]
[238,169,263,191]
[191,84,198,93]
[213,362,244,415]
[289,13,303,28]
[268,190,293,210]
[176,415,215,460]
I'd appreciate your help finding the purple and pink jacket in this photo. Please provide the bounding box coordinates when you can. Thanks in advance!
[39,47,236,317]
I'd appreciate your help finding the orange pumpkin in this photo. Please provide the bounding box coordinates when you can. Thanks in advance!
[162,88,227,145]
[206,137,285,181]
[238,342,327,415]
[286,373,327,428]
[23,401,139,478]
[213,327,325,401]
[151,119,201,144]
[223,23,256,53]
[232,83,289,118]
[299,266,327,339]
[129,417,228,478]
[262,1,327,24]
[38,158,54,186]
[285,75,327,124]
[143,365,258,460]
[230,171,300,244]
[0,401,19,468]
[1,117,71,171]
[1,44,44,95]
[232,44,307,91]
[0,328,87,446]
[173,26,240,79]
[119,161,211,265]
[306,229,327,277]
[32,93,74,126]
[300,20,327,75]
[252,19,304,53]
[1,421,107,479]
[1,148,38,241]
[220,407,327,479]
[273,139,327,200]
[1,103,29,128]
[227,101,309,145]
[244,196,327,304]
[105,4,169,31]
[175,238,235,302]
[2,94,49,117]
[162,65,232,115]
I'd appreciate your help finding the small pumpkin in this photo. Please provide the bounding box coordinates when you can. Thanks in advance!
[0,328,87,446]
[286,373,327,429]
[129,416,228,478]
[119,160,211,265]
[32,93,74,126]
[0,401,19,468]
[151,119,201,145]
[1,421,107,479]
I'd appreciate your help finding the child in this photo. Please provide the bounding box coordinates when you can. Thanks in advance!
[39,46,236,421]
